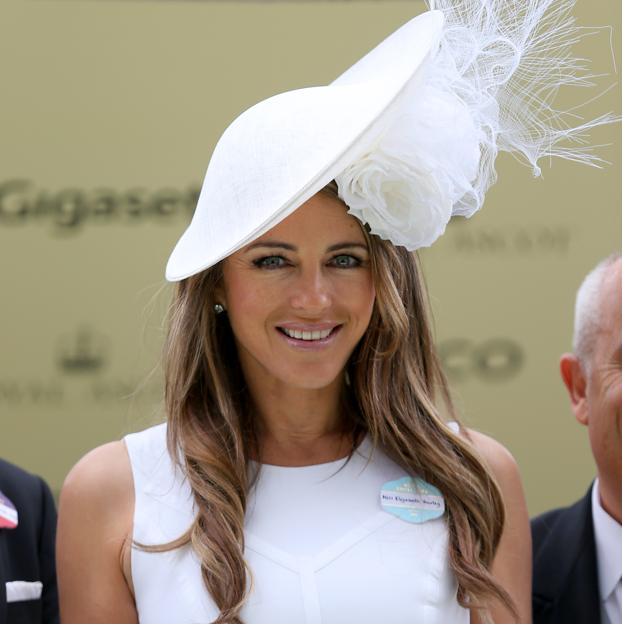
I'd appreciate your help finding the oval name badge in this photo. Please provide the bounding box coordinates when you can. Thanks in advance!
[380,476,444,524]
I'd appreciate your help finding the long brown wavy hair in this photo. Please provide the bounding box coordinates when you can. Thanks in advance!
[157,181,515,623]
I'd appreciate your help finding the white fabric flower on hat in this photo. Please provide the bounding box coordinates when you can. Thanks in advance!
[336,144,451,250]
[336,76,482,251]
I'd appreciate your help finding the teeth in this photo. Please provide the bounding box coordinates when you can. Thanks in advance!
[282,327,333,341]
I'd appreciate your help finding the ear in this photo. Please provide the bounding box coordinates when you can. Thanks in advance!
[559,353,589,426]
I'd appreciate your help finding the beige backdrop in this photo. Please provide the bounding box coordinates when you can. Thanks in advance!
[0,0,620,516]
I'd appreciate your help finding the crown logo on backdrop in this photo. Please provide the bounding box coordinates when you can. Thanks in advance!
[56,327,108,373]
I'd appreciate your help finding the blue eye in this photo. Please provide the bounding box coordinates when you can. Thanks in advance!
[331,254,360,268]
[253,255,287,269]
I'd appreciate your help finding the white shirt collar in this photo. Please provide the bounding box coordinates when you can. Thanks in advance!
[592,479,622,601]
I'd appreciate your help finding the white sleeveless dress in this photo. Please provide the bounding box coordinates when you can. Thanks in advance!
[124,423,469,624]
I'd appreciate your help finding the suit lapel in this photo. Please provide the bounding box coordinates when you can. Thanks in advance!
[533,486,601,623]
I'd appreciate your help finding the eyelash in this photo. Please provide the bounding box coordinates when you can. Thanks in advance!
[252,254,363,270]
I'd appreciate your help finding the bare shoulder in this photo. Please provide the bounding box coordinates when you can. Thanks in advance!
[463,428,523,494]
[58,440,137,624]
[59,439,135,575]
[61,439,133,505]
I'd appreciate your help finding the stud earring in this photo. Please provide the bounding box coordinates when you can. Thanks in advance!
[214,303,225,314]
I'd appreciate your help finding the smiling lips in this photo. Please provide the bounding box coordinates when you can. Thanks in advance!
[282,327,333,341]
[277,324,341,343]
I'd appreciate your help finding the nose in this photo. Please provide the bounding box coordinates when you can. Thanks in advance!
[289,266,332,314]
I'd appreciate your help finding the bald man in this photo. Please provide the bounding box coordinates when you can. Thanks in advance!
[532,253,622,624]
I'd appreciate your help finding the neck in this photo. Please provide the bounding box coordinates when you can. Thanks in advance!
[598,474,622,524]
[244,371,352,467]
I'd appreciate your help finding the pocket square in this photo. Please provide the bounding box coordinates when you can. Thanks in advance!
[6,580,43,602]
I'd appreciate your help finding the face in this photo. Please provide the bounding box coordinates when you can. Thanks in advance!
[563,259,622,505]
[581,260,622,490]
[219,191,375,391]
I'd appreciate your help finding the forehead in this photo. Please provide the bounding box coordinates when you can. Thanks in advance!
[253,191,366,245]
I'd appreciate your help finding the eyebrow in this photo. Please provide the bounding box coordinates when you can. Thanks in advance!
[245,240,368,253]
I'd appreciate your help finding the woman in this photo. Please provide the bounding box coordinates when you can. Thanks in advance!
[56,1,615,622]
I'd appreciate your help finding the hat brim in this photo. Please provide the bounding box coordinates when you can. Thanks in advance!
[166,10,444,281]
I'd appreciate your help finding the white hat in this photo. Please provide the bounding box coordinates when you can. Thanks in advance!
[166,0,617,282]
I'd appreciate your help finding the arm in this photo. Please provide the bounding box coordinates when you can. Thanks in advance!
[56,441,138,624]
[467,430,532,624]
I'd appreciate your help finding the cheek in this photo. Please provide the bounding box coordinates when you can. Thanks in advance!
[362,285,376,326]
[610,384,622,410]
[587,375,622,441]
[608,383,622,436]
[223,267,270,314]
[355,273,376,313]
[228,284,263,313]
[226,284,271,341]
[342,274,375,334]
[221,272,266,340]
[593,372,622,409]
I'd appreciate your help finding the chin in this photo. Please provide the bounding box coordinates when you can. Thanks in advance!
[277,366,344,390]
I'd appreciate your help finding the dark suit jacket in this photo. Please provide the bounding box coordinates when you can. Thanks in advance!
[531,485,600,624]
[0,459,59,624]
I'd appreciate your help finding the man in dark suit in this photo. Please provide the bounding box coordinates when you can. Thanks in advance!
[532,253,622,624]
[0,458,59,624]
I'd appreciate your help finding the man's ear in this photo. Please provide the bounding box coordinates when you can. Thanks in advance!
[559,353,589,426]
